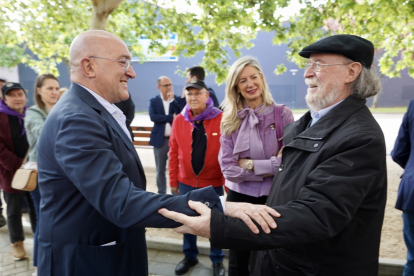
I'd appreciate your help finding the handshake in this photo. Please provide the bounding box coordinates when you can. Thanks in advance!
[158,200,280,238]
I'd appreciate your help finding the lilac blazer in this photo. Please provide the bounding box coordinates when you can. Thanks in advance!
[219,104,294,197]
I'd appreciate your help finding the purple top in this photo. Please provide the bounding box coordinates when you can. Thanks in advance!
[219,103,294,197]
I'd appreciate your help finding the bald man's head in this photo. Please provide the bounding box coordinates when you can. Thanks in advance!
[69,30,127,80]
[68,30,136,104]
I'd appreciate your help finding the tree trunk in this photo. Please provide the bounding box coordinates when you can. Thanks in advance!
[90,0,124,30]
[371,94,379,108]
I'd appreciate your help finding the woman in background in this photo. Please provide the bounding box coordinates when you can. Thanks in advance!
[25,73,60,275]
[219,56,294,275]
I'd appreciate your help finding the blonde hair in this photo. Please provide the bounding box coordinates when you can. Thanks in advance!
[34,73,59,114]
[221,56,274,136]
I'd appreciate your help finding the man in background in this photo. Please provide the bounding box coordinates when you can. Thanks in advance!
[149,76,182,194]
[169,80,225,276]
[180,66,220,109]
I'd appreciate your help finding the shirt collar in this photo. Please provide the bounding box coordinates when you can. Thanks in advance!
[77,83,122,115]
[310,99,344,126]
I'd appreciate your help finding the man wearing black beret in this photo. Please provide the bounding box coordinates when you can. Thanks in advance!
[159,34,387,276]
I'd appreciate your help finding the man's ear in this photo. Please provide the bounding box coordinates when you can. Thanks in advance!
[80,58,96,78]
[345,62,362,84]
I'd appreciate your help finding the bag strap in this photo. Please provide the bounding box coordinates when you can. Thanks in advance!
[274,104,285,149]
[21,149,30,168]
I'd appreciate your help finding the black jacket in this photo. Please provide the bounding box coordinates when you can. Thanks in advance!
[211,96,387,276]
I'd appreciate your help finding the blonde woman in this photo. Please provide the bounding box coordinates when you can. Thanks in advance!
[25,73,60,275]
[219,56,294,275]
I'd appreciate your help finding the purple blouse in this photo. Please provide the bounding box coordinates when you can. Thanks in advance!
[218,104,294,197]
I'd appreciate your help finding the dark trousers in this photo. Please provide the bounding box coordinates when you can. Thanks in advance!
[226,189,267,276]
[403,211,414,276]
[179,182,225,263]
[3,191,36,243]
[153,137,170,194]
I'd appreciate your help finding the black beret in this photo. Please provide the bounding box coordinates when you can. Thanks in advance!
[0,78,6,83]
[299,34,374,68]
[2,82,26,99]
[185,79,207,91]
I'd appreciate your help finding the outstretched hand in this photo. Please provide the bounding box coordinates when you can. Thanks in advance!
[225,202,280,234]
[158,200,212,238]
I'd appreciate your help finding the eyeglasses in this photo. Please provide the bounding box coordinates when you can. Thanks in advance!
[185,92,206,98]
[89,56,133,72]
[306,62,350,72]
[160,83,173,88]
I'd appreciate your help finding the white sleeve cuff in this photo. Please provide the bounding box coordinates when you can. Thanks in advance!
[219,196,225,213]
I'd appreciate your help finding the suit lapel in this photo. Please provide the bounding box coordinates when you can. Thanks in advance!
[71,84,145,175]
[155,95,166,115]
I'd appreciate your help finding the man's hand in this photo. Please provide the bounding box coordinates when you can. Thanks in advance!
[158,200,212,238]
[171,186,179,195]
[166,91,174,101]
[225,202,280,234]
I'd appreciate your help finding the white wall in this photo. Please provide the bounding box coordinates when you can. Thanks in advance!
[0,66,19,82]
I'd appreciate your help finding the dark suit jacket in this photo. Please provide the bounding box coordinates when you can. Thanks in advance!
[392,99,414,212]
[211,96,387,276]
[36,83,222,276]
[148,94,182,148]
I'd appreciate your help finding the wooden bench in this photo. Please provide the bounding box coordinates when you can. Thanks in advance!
[131,126,153,148]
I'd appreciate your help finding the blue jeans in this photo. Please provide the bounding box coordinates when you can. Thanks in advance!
[403,211,414,276]
[153,138,169,194]
[30,184,41,266]
[179,182,225,263]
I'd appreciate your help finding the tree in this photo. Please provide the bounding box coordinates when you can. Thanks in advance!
[2,0,414,86]
[0,0,284,83]
[271,0,414,79]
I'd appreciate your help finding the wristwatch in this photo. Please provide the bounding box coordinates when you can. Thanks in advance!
[246,159,254,172]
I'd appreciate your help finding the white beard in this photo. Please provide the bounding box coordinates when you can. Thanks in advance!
[305,78,343,112]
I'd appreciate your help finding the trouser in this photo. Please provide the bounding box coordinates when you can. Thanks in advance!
[403,211,414,276]
[3,191,36,243]
[226,189,267,276]
[30,182,41,266]
[179,182,225,263]
[153,137,169,194]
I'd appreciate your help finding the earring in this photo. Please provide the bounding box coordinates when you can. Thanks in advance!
[236,94,240,104]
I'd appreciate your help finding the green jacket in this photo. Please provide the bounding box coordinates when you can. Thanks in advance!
[24,105,48,162]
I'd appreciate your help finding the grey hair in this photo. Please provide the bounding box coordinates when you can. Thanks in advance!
[344,58,382,99]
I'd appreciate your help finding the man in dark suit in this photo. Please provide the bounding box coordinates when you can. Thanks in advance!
[392,100,414,276]
[149,76,182,194]
[160,35,387,276]
[35,30,225,276]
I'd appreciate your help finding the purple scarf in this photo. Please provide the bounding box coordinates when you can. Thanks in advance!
[181,97,222,128]
[0,99,27,137]
[233,103,269,160]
